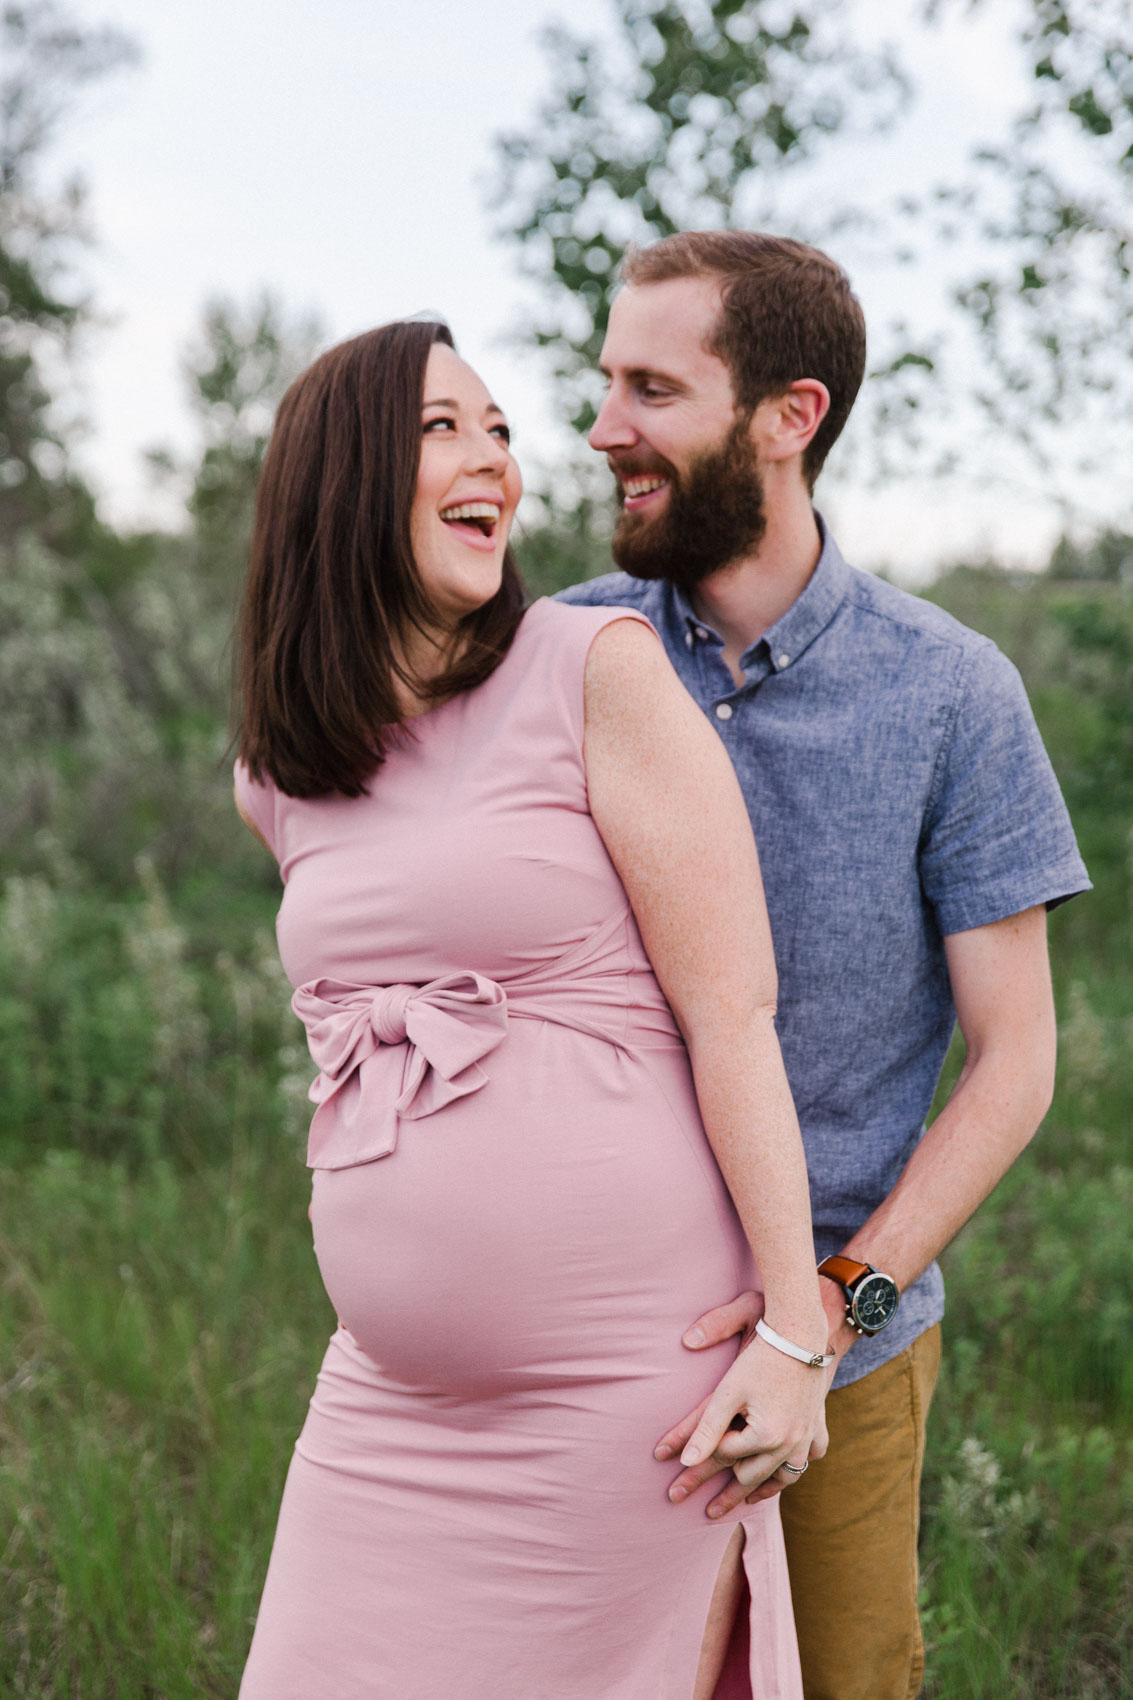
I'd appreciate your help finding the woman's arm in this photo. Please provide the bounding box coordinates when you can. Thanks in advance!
[584,617,829,1504]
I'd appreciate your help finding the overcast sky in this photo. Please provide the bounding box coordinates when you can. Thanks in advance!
[57,0,1091,578]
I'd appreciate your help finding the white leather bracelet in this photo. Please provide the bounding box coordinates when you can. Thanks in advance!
[755,1317,835,1370]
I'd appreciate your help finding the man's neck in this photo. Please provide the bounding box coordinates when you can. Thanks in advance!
[688,490,822,685]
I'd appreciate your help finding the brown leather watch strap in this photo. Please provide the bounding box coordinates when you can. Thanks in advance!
[817,1253,872,1291]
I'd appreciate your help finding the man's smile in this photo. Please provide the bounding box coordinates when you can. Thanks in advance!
[620,475,670,511]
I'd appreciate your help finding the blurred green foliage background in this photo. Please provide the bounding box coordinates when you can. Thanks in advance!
[2,3,1131,1696]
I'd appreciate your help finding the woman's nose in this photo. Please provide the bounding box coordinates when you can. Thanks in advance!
[468,430,510,475]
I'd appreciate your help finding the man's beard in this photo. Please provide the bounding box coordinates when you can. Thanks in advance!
[610,417,767,591]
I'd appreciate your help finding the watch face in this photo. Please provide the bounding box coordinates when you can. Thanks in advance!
[852,1273,899,1333]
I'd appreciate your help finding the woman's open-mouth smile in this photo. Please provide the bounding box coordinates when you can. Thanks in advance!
[439,499,503,550]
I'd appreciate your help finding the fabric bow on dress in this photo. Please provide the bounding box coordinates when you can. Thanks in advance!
[292,972,509,1169]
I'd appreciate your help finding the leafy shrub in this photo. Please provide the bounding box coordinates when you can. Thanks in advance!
[0,859,301,1168]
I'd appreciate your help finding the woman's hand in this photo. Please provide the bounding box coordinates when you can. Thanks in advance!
[657,1327,829,1519]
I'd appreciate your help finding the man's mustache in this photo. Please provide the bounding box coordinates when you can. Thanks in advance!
[605,453,679,500]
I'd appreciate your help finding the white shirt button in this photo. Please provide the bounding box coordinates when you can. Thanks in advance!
[695,626,709,641]
[684,631,694,648]
[777,653,791,669]
[715,702,734,721]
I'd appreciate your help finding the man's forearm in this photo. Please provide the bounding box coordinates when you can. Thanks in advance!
[830,1041,1054,1355]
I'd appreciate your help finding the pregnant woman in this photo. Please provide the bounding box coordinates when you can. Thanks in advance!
[234,318,830,1699]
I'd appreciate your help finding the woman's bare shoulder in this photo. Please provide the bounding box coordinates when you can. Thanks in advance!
[582,612,699,746]
[583,609,669,687]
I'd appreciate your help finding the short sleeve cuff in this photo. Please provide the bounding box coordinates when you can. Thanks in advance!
[933,858,1092,936]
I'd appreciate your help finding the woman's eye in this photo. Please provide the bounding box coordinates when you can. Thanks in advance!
[491,424,512,445]
[423,416,455,434]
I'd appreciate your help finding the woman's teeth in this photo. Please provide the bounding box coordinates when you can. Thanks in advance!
[440,501,499,534]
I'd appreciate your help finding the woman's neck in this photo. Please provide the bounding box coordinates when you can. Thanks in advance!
[392,621,462,719]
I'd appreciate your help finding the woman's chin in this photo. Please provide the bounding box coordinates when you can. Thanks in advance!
[436,569,507,623]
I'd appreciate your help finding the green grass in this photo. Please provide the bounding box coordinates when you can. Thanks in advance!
[920,1347,1132,1699]
[1,1143,332,1698]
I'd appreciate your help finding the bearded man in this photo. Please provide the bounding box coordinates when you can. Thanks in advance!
[557,232,1089,1700]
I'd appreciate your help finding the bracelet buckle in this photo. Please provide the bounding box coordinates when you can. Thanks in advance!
[755,1317,836,1370]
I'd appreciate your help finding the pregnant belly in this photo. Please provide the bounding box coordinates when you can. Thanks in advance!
[309,1022,755,1399]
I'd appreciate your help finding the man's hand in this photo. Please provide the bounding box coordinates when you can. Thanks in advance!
[656,1282,852,1515]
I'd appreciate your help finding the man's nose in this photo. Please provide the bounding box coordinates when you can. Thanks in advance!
[588,390,636,453]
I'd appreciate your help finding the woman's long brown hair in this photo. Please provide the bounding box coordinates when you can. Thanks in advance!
[236,319,526,798]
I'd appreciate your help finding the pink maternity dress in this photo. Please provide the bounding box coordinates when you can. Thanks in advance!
[235,599,801,1700]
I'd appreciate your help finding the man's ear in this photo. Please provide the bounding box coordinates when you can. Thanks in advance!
[757,380,831,464]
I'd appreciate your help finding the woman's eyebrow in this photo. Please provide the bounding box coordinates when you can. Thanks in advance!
[422,397,505,416]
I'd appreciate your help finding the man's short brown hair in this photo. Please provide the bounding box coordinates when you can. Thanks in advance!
[621,231,866,489]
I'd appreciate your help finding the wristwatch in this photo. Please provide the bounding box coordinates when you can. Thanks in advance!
[817,1254,900,1336]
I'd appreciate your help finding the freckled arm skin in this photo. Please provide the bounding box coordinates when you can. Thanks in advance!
[583,616,830,1490]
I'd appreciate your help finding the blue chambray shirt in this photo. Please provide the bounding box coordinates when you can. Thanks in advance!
[557,517,1090,1386]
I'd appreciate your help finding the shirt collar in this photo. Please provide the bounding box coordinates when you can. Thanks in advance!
[669,511,851,671]
[760,513,851,670]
